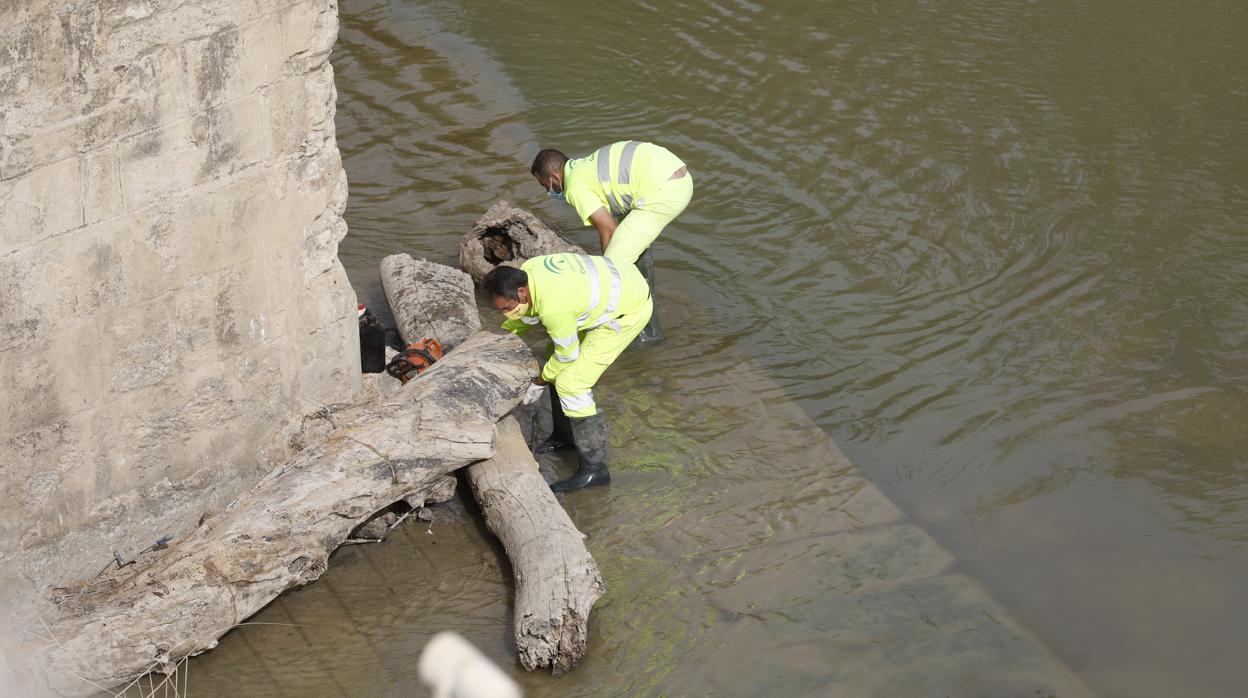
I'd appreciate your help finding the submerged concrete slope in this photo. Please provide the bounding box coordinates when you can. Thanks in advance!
[602,370,1096,696]
[0,0,357,620]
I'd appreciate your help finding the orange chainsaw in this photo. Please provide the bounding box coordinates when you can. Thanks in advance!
[384,339,443,384]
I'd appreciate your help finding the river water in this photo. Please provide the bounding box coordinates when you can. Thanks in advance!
[186,1,1248,696]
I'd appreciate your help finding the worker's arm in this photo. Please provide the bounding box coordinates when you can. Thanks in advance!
[500,316,536,337]
[539,312,581,384]
[587,207,617,255]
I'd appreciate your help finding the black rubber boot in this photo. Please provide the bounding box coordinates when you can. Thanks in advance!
[551,413,611,492]
[631,248,665,346]
[534,383,574,454]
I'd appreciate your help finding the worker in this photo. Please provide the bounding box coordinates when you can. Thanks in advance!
[530,141,692,344]
[484,252,653,492]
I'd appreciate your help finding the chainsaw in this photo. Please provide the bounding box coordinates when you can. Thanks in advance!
[384,338,444,384]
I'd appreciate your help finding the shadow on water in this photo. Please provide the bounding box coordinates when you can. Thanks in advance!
[158,0,1248,696]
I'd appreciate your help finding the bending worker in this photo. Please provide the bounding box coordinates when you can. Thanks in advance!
[530,141,691,343]
[484,252,653,492]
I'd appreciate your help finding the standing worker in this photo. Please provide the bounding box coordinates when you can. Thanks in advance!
[530,141,692,343]
[484,252,653,492]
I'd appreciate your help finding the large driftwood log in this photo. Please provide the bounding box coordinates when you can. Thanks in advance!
[459,201,585,283]
[26,332,536,697]
[380,253,480,351]
[382,254,604,675]
[466,417,605,676]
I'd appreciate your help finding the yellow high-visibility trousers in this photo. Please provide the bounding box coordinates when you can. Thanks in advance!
[551,296,653,418]
[603,173,694,266]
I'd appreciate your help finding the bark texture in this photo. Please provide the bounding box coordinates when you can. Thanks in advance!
[24,332,536,697]
[380,254,481,351]
[381,252,603,675]
[466,417,605,676]
[459,201,585,283]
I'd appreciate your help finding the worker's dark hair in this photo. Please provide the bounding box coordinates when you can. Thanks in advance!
[530,149,569,178]
[483,265,528,300]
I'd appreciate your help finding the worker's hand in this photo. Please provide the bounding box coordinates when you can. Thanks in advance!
[522,380,546,406]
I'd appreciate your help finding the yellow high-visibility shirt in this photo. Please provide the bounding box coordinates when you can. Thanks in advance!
[562,141,686,225]
[500,253,650,382]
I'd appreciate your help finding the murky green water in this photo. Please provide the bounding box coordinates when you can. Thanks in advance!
[187,1,1248,696]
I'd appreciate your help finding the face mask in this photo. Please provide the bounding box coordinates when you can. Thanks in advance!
[547,180,566,202]
[503,302,529,321]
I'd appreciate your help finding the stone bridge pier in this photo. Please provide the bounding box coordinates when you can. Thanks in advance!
[0,3,359,691]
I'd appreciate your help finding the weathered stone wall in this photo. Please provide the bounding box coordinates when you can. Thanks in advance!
[0,0,358,624]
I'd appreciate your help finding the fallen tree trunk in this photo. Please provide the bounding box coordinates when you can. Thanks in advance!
[466,417,605,676]
[27,331,536,697]
[343,257,481,545]
[459,201,585,283]
[380,253,480,351]
[381,253,604,675]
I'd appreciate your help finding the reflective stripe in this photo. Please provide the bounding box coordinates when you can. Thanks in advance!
[617,141,640,184]
[551,334,577,348]
[595,145,612,181]
[589,257,623,329]
[556,346,581,363]
[605,191,625,216]
[602,257,622,313]
[586,319,621,333]
[560,390,595,412]
[577,254,600,326]
[521,316,540,325]
[596,144,626,216]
